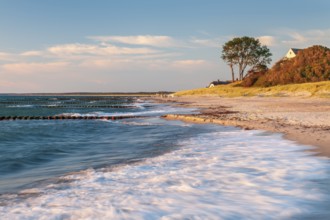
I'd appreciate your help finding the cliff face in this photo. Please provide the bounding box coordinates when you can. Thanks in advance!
[246,45,330,87]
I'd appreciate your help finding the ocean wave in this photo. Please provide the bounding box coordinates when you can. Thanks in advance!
[1,130,329,219]
[57,105,194,118]
[121,121,162,126]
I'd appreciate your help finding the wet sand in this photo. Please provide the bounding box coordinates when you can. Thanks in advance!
[156,96,330,157]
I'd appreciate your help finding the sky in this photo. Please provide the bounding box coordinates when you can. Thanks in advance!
[0,0,330,93]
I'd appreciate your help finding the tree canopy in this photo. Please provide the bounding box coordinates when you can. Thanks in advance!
[221,36,272,81]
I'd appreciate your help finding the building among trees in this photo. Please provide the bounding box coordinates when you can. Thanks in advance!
[207,80,231,88]
[242,45,330,87]
[284,48,301,59]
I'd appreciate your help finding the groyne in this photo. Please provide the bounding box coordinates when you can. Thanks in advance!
[0,115,144,121]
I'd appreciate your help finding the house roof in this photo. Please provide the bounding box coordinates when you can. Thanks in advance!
[208,80,230,87]
[290,48,301,54]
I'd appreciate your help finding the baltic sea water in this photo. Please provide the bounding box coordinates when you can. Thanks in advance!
[0,96,329,219]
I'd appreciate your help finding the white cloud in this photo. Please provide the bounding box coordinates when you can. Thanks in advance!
[271,28,330,50]
[0,52,16,61]
[89,35,177,47]
[173,59,206,66]
[2,62,69,75]
[171,59,210,70]
[79,58,129,70]
[20,50,43,56]
[79,57,210,73]
[0,34,223,92]
[48,44,97,55]
[282,32,308,45]
[257,36,276,46]
[47,43,159,57]
[189,37,221,47]
[131,52,181,60]
[304,29,330,44]
[79,57,170,72]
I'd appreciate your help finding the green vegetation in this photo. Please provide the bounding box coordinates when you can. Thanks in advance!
[221,36,272,81]
[244,45,330,87]
[174,81,330,98]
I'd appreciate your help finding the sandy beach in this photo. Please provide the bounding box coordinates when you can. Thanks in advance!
[157,96,330,157]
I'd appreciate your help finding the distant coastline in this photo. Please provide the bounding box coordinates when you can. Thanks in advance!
[0,92,173,97]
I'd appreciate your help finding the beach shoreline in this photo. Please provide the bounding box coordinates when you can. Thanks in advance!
[153,96,330,157]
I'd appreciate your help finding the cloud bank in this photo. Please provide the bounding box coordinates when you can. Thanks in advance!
[89,35,178,47]
[1,30,330,92]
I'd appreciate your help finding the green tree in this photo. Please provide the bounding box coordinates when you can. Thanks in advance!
[221,36,272,81]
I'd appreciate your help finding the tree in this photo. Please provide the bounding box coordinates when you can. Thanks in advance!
[221,36,272,81]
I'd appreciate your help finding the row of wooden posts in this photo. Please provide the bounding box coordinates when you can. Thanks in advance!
[0,105,137,109]
[0,102,131,105]
[0,115,144,121]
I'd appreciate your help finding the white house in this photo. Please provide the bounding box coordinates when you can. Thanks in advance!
[207,80,230,88]
[285,48,301,59]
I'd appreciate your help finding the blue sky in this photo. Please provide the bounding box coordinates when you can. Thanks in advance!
[0,0,330,92]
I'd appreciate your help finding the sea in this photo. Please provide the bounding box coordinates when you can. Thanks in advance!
[0,96,329,220]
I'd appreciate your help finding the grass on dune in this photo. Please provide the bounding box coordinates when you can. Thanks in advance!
[174,81,330,98]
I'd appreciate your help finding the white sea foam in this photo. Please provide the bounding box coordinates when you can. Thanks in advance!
[7,105,34,108]
[1,129,329,219]
[132,102,146,109]
[121,121,161,126]
[60,105,193,118]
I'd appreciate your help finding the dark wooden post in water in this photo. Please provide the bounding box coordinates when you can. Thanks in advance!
[0,115,146,121]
